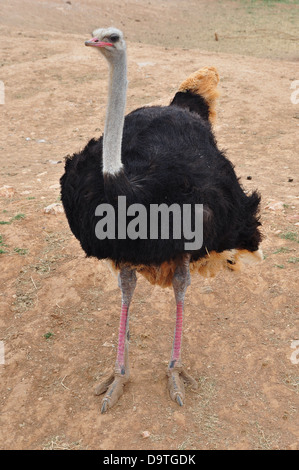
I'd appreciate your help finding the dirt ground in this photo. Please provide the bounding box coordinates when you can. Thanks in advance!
[0,0,298,450]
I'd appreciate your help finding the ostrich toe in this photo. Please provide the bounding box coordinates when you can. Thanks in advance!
[95,372,129,413]
[167,366,198,406]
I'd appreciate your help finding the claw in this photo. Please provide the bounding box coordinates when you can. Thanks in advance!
[176,394,184,406]
[95,372,128,413]
[101,399,109,414]
[167,366,197,407]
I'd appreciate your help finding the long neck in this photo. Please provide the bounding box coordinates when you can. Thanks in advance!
[102,53,127,175]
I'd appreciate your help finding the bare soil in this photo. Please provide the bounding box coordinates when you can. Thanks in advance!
[0,0,298,450]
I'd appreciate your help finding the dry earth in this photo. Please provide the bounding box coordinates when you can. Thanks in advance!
[0,0,298,450]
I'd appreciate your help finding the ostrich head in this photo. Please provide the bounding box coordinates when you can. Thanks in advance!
[85,27,126,62]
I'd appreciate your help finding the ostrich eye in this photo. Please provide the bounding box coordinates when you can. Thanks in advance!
[109,34,120,43]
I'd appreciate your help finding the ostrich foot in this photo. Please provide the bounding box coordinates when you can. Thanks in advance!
[167,365,198,406]
[95,372,129,413]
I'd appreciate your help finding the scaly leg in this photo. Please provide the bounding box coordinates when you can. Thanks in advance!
[167,256,198,406]
[95,266,137,413]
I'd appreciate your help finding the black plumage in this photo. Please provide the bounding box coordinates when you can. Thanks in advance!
[61,94,261,267]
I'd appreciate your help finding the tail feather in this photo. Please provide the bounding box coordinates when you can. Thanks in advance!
[170,66,220,125]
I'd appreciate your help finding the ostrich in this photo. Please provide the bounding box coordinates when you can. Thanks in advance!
[60,27,262,413]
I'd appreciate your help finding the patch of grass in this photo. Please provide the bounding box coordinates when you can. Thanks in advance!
[247,0,299,4]
[275,264,285,269]
[273,247,293,254]
[14,247,28,256]
[288,257,299,264]
[0,213,26,225]
[0,234,8,254]
[12,213,26,221]
[44,332,54,340]
[279,231,299,243]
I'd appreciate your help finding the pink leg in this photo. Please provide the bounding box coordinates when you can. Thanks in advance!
[115,303,129,374]
[170,300,184,366]
[167,257,198,405]
[95,267,136,413]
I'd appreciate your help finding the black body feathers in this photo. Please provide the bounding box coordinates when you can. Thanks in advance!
[60,92,261,266]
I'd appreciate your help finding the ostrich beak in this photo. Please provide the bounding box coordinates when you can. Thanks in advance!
[85,37,113,47]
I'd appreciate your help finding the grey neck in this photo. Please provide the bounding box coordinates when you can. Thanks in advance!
[102,53,128,175]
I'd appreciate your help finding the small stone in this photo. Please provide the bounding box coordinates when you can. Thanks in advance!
[265,201,285,211]
[141,431,150,439]
[43,203,64,215]
[0,186,16,198]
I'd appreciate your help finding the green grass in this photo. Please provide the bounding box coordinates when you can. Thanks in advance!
[14,247,28,256]
[0,234,8,254]
[12,213,26,221]
[273,247,293,254]
[279,231,299,243]
[246,0,299,4]
[288,257,299,264]
[0,213,26,225]
[44,332,54,340]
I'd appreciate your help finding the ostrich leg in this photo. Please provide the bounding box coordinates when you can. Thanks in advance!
[95,266,137,413]
[167,256,198,406]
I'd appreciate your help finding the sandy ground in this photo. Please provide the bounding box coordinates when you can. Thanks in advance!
[0,0,298,450]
